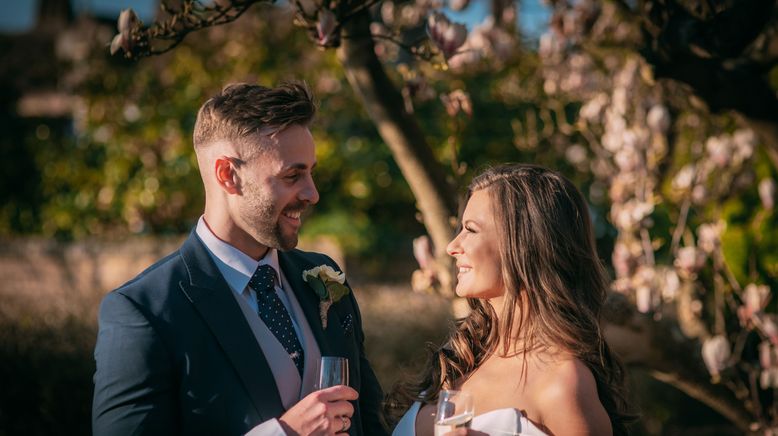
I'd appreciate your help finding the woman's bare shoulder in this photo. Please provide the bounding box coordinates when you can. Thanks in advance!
[530,357,612,435]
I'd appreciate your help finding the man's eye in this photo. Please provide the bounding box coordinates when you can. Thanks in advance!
[465,226,476,233]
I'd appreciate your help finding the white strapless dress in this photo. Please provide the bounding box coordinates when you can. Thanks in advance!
[392,401,549,436]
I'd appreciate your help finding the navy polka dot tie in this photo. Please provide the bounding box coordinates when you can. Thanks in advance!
[249,264,305,376]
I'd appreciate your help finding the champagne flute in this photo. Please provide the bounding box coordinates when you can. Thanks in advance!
[316,356,349,389]
[434,390,474,436]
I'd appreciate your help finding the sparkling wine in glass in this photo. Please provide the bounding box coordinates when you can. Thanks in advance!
[316,356,349,389]
[434,390,474,436]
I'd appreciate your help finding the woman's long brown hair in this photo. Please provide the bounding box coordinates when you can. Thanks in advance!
[386,164,634,434]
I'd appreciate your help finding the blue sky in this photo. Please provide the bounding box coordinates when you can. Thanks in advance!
[0,0,549,38]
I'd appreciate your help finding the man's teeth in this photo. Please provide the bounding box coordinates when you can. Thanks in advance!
[458,267,471,273]
[283,211,301,219]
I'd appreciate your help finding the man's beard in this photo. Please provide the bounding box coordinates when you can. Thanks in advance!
[240,182,305,251]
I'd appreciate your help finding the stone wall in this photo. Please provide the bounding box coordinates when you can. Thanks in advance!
[0,235,344,323]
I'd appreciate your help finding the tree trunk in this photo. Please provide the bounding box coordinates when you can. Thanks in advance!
[336,10,459,292]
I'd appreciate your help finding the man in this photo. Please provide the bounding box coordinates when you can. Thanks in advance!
[92,82,387,436]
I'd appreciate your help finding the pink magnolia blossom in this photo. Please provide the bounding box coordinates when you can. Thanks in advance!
[743,283,771,318]
[117,8,138,34]
[440,89,472,117]
[427,12,468,59]
[754,313,778,345]
[316,9,337,46]
[110,8,139,55]
[760,341,777,369]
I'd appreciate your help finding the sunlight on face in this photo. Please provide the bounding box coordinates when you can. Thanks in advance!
[446,189,504,300]
[235,124,319,251]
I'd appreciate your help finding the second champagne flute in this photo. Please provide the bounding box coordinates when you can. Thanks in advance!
[434,390,474,436]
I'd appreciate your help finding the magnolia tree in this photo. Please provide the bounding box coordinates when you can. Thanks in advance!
[109,0,778,432]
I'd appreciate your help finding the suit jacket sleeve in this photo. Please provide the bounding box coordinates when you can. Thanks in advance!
[92,291,177,436]
[349,289,390,436]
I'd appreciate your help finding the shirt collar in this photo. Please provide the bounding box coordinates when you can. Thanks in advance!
[195,216,281,293]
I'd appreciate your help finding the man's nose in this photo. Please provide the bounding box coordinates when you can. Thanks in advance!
[300,176,319,204]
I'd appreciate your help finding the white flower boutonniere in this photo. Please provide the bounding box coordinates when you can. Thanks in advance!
[302,265,350,329]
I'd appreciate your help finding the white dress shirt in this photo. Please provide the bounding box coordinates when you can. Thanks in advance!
[195,217,322,436]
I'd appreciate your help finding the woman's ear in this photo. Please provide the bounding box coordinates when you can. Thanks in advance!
[214,156,241,195]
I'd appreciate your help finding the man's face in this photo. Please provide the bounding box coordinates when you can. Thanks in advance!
[235,124,319,251]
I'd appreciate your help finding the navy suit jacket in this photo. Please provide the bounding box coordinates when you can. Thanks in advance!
[92,232,387,436]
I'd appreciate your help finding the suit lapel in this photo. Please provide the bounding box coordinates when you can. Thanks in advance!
[278,251,350,359]
[178,233,285,422]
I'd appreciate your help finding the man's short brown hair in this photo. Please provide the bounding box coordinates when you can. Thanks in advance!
[193,81,316,155]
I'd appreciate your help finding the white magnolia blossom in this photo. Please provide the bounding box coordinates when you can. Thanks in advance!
[743,283,771,314]
[672,164,696,192]
[610,199,654,231]
[702,335,731,377]
[579,93,609,123]
[674,246,707,276]
[696,221,725,254]
[646,104,671,134]
[732,129,757,159]
[659,266,681,302]
[705,135,731,168]
[759,178,776,210]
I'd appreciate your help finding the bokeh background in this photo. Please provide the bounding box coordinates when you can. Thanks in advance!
[1,0,777,434]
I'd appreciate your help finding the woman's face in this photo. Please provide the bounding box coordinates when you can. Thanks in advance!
[446,189,505,300]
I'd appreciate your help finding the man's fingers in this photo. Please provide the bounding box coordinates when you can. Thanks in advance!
[327,399,354,418]
[316,385,359,402]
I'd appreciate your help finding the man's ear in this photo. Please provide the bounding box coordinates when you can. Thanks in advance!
[214,156,241,195]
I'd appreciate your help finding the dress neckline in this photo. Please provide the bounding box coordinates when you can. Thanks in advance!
[403,402,549,436]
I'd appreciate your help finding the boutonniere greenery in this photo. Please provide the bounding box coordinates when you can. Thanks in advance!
[302,265,350,329]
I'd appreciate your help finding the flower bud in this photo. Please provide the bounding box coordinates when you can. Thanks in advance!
[701,335,730,377]
[117,8,139,34]
[316,8,337,46]
[759,178,776,210]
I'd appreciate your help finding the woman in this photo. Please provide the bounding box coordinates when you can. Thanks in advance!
[389,164,633,435]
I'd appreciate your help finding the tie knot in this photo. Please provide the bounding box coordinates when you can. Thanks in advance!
[249,264,276,293]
